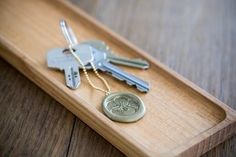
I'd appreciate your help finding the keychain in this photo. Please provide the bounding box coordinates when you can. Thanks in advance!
[58,20,146,122]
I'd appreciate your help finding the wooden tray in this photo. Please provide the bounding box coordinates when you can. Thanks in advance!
[0,0,235,156]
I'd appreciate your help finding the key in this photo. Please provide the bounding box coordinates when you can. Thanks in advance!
[107,54,149,70]
[82,40,149,69]
[81,40,150,69]
[90,48,150,92]
[47,44,93,89]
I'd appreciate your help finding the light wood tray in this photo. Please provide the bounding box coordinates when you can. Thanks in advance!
[0,0,235,156]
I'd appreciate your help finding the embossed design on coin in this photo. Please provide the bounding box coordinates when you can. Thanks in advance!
[102,92,145,122]
[107,95,139,116]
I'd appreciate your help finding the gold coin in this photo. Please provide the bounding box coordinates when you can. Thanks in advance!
[102,92,145,122]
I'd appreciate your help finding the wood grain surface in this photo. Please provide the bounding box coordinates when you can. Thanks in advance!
[0,0,235,156]
[0,57,123,157]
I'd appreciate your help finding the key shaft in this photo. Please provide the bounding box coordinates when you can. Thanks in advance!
[97,61,149,92]
[107,54,149,69]
[64,65,80,89]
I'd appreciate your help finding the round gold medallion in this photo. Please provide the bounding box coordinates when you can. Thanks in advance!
[102,92,146,122]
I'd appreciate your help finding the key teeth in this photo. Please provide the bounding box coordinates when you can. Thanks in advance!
[112,74,124,81]
[126,81,134,86]
[136,83,150,92]
[125,80,149,92]
[137,86,149,92]
[113,74,150,92]
[100,61,150,92]
[136,86,149,92]
[125,80,150,92]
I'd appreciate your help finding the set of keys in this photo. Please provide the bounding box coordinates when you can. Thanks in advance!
[47,31,150,92]
[47,20,148,122]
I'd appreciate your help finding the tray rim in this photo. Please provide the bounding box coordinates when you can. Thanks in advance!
[0,0,235,156]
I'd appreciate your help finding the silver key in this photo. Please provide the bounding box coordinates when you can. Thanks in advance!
[81,40,150,69]
[47,44,93,89]
[107,54,149,70]
[90,48,150,92]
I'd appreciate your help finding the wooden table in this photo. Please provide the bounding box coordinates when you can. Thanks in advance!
[0,0,235,156]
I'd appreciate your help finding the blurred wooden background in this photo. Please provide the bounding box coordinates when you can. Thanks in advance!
[0,0,235,156]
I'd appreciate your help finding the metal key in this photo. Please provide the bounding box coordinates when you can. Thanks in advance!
[81,40,150,69]
[88,47,150,92]
[47,44,93,89]
[107,54,149,70]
